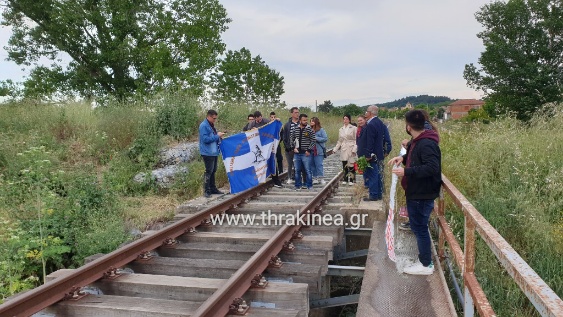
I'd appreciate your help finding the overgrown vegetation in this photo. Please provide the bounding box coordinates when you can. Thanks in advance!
[384,103,562,316]
[0,92,225,301]
[1,96,560,316]
[440,104,562,316]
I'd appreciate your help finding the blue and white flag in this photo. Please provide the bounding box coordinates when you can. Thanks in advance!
[219,120,282,194]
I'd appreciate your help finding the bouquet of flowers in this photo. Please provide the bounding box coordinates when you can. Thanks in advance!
[354,156,372,174]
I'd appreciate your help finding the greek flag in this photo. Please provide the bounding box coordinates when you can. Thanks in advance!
[219,120,282,194]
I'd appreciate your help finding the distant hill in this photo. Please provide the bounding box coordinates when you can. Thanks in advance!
[378,95,452,108]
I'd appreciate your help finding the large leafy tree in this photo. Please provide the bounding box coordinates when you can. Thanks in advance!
[211,47,284,106]
[464,0,563,120]
[317,100,334,113]
[1,0,231,100]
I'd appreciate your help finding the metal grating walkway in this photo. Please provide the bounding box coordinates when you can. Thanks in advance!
[357,219,457,317]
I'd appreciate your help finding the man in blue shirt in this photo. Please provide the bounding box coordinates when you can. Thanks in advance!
[199,109,226,198]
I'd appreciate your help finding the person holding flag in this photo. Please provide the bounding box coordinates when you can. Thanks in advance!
[199,109,226,198]
[219,115,283,194]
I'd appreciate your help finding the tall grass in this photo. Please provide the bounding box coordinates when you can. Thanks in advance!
[1,97,560,314]
[385,104,562,316]
[0,92,219,301]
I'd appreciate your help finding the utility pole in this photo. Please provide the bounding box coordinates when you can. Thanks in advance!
[315,100,317,112]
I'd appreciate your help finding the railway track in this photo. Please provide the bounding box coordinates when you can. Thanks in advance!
[1,154,362,317]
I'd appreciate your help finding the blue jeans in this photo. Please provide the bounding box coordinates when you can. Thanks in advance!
[294,153,313,188]
[407,199,434,266]
[365,161,383,199]
[311,155,324,178]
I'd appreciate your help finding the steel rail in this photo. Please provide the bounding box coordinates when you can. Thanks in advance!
[193,171,344,317]
[0,174,286,317]
[439,174,563,317]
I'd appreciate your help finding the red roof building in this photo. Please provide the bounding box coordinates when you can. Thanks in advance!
[445,99,485,120]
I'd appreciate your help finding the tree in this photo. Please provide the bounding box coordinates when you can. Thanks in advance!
[0,79,21,98]
[1,0,231,100]
[211,47,284,106]
[331,103,364,117]
[318,100,334,113]
[463,108,491,123]
[464,0,563,121]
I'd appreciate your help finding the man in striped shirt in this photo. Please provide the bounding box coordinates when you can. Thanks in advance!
[290,113,316,190]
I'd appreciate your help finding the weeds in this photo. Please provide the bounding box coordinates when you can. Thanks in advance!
[1,96,560,315]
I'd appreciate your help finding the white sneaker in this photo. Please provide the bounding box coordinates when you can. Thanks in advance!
[341,181,347,185]
[399,222,411,231]
[348,181,354,186]
[403,261,434,275]
[313,179,319,184]
[286,179,294,184]
[320,179,326,185]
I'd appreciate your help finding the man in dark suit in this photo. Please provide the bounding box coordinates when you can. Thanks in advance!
[359,105,392,201]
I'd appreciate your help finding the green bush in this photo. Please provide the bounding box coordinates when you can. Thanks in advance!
[153,91,200,140]
[0,145,130,298]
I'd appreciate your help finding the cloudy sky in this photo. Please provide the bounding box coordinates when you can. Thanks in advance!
[219,0,492,107]
[0,0,492,107]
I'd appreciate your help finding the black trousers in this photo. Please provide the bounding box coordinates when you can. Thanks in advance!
[202,155,218,193]
[276,144,283,174]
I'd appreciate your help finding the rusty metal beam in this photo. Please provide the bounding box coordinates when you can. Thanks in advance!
[437,190,446,261]
[192,171,344,317]
[464,272,496,316]
[436,215,464,270]
[0,175,285,317]
[442,174,563,317]
[463,216,476,274]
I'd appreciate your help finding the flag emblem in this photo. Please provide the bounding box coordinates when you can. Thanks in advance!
[219,120,282,193]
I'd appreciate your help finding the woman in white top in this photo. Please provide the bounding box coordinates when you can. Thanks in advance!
[333,114,358,185]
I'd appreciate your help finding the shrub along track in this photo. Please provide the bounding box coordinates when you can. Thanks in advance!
[0,156,353,317]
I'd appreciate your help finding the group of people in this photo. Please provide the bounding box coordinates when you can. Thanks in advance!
[197,105,413,201]
[333,105,392,202]
[281,107,328,190]
[198,107,442,276]
[202,107,329,192]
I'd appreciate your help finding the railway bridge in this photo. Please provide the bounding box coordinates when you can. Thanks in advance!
[0,153,561,317]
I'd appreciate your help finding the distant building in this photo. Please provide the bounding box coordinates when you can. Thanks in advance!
[403,102,413,111]
[445,99,485,120]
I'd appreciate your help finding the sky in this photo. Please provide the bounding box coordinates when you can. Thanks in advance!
[218,0,492,107]
[0,0,493,107]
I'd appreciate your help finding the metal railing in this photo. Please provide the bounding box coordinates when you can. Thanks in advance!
[436,174,563,317]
